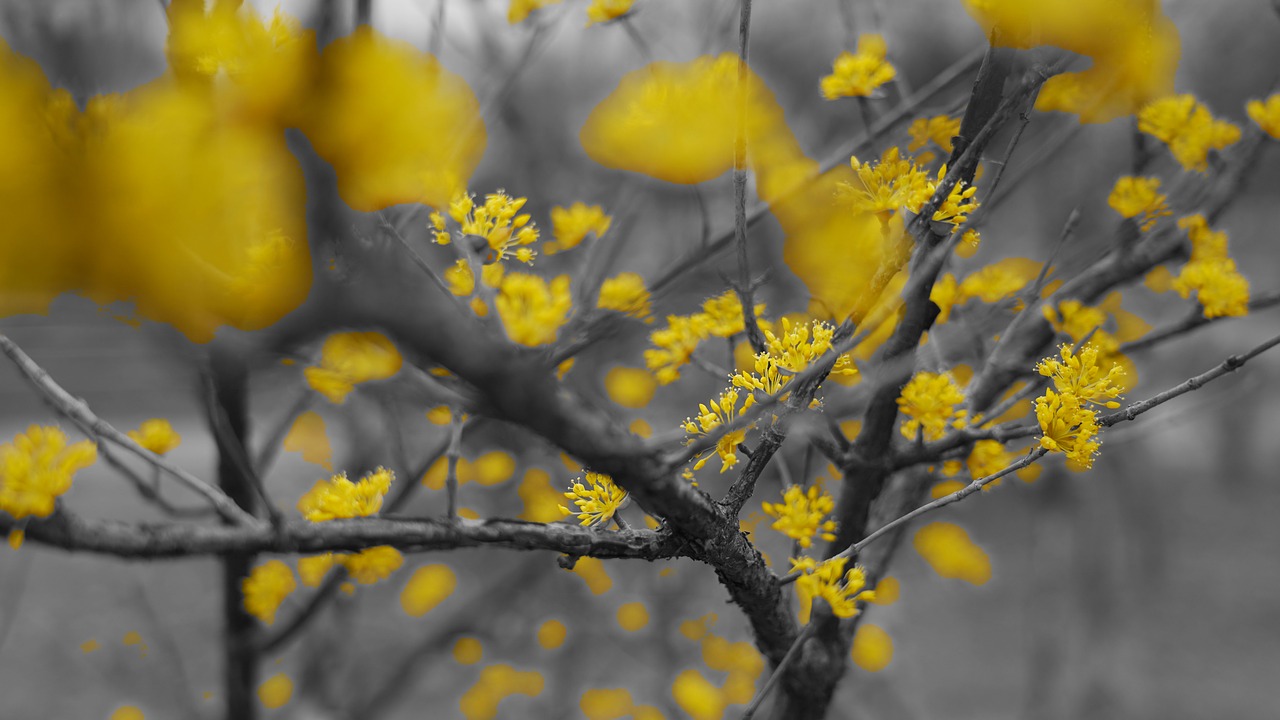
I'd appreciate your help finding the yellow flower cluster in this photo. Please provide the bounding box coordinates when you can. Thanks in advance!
[495,273,573,346]
[897,372,967,441]
[304,331,404,404]
[645,291,766,384]
[545,202,612,254]
[298,546,404,586]
[907,115,961,153]
[839,147,979,230]
[242,560,296,625]
[586,0,635,26]
[1034,343,1126,470]
[1247,94,1280,140]
[127,418,182,456]
[0,425,97,521]
[1138,95,1240,172]
[790,556,875,623]
[1107,176,1171,232]
[683,388,754,473]
[596,272,653,321]
[431,190,540,265]
[931,257,1043,323]
[559,472,628,527]
[444,257,505,298]
[761,485,838,549]
[297,467,393,522]
[820,34,896,100]
[732,318,858,397]
[1167,215,1250,318]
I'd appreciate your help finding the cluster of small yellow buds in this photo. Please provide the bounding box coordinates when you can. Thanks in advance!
[1107,176,1172,232]
[297,467,394,522]
[732,318,858,400]
[1166,214,1250,318]
[683,388,754,473]
[546,202,612,254]
[304,331,404,405]
[790,556,875,623]
[1034,343,1126,470]
[0,425,97,521]
[645,291,767,385]
[820,34,896,100]
[840,147,979,231]
[597,272,653,321]
[1137,95,1241,172]
[431,190,540,265]
[495,273,573,346]
[897,372,967,442]
[559,472,628,527]
[761,484,838,549]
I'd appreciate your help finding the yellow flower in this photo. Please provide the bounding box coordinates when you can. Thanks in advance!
[1171,258,1250,319]
[339,546,404,584]
[930,165,980,229]
[763,317,856,377]
[645,313,714,385]
[1138,95,1240,172]
[297,467,394,522]
[793,556,875,623]
[683,388,754,473]
[820,34,896,100]
[241,560,296,625]
[907,115,961,152]
[838,147,933,222]
[958,257,1041,304]
[1107,176,1171,231]
[127,418,182,455]
[1246,93,1280,140]
[495,273,573,346]
[897,372,967,441]
[443,257,505,297]
[930,273,962,324]
[700,290,765,339]
[508,0,562,23]
[304,331,403,404]
[597,272,652,321]
[1037,343,1125,409]
[586,0,635,26]
[298,553,338,587]
[442,190,540,264]
[0,425,97,520]
[966,439,1014,481]
[559,472,628,527]
[546,202,611,254]
[761,485,838,549]
[1035,389,1101,469]
[1042,300,1113,349]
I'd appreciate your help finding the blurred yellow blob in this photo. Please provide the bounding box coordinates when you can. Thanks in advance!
[679,614,716,641]
[426,406,454,425]
[110,707,145,720]
[459,665,544,720]
[537,619,567,649]
[7,529,23,551]
[851,624,894,672]
[962,0,1179,123]
[471,451,516,486]
[570,557,612,595]
[628,418,652,438]
[580,688,633,720]
[127,419,182,456]
[400,564,457,617]
[257,673,293,710]
[304,332,403,404]
[604,367,657,409]
[867,576,900,605]
[616,602,650,632]
[282,411,333,471]
[930,480,967,499]
[453,637,484,665]
[672,669,726,720]
[300,28,485,211]
[581,54,780,184]
[518,469,564,523]
[913,522,992,586]
[122,631,143,646]
[80,639,100,654]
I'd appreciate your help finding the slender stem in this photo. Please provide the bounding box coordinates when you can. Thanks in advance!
[445,411,464,519]
[741,622,818,719]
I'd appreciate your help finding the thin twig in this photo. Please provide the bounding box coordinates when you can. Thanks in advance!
[740,622,818,719]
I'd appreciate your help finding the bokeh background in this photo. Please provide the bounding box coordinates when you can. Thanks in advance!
[2,0,1279,718]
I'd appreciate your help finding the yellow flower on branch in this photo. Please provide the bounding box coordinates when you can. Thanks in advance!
[304,331,403,404]
[0,425,97,521]
[1171,259,1250,319]
[597,273,652,321]
[297,467,394,522]
[1107,176,1171,231]
[839,147,933,223]
[897,372,967,441]
[546,202,611,254]
[820,34,896,100]
[1035,389,1101,470]
[495,273,573,346]
[683,388,755,473]
[1137,95,1240,172]
[559,472,628,527]
[793,556,875,623]
[645,314,714,385]
[339,546,405,585]
[586,0,635,26]
[761,485,838,549]
[907,115,960,152]
[1037,343,1125,409]
[1246,94,1280,139]
[437,190,540,265]
[127,419,182,456]
[242,560,296,625]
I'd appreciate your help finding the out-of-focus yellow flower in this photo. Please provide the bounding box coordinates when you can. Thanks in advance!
[963,0,1179,123]
[907,115,961,152]
[297,467,394,522]
[559,472,628,527]
[597,273,653,321]
[580,54,784,184]
[127,419,182,456]
[645,314,713,385]
[1246,94,1280,139]
[820,34,896,100]
[508,0,562,24]
[304,332,403,404]
[546,203,611,254]
[495,273,573,346]
[1137,95,1240,172]
[339,546,405,585]
[1171,258,1250,319]
[241,560,296,625]
[0,425,97,521]
[1107,176,1171,231]
[912,521,991,584]
[300,29,485,211]
[586,0,635,26]
[761,485,838,549]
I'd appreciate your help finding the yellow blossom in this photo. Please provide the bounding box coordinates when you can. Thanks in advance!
[645,314,713,385]
[0,425,97,520]
[586,0,635,26]
[1246,93,1280,140]
[597,273,652,320]
[930,273,962,323]
[1037,343,1125,409]
[339,546,404,584]
[761,485,838,549]
[304,331,403,404]
[495,273,573,346]
[956,227,981,258]
[559,472,628,527]
[241,560,296,625]
[1035,389,1101,469]
[297,467,393,522]
[683,388,754,473]
[700,291,764,339]
[793,556,875,623]
[441,190,540,264]
[958,257,1041,304]
[1138,95,1240,172]
[930,165,980,229]
[1171,258,1250,318]
[508,0,562,23]
[1178,214,1228,263]
[820,34,896,100]
[546,203,611,254]
[127,418,182,455]
[966,439,1015,481]
[907,115,960,152]
[838,146,933,222]
[1107,176,1171,232]
[897,372,967,441]
[298,553,338,587]
[1042,300,1113,350]
[443,258,505,297]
